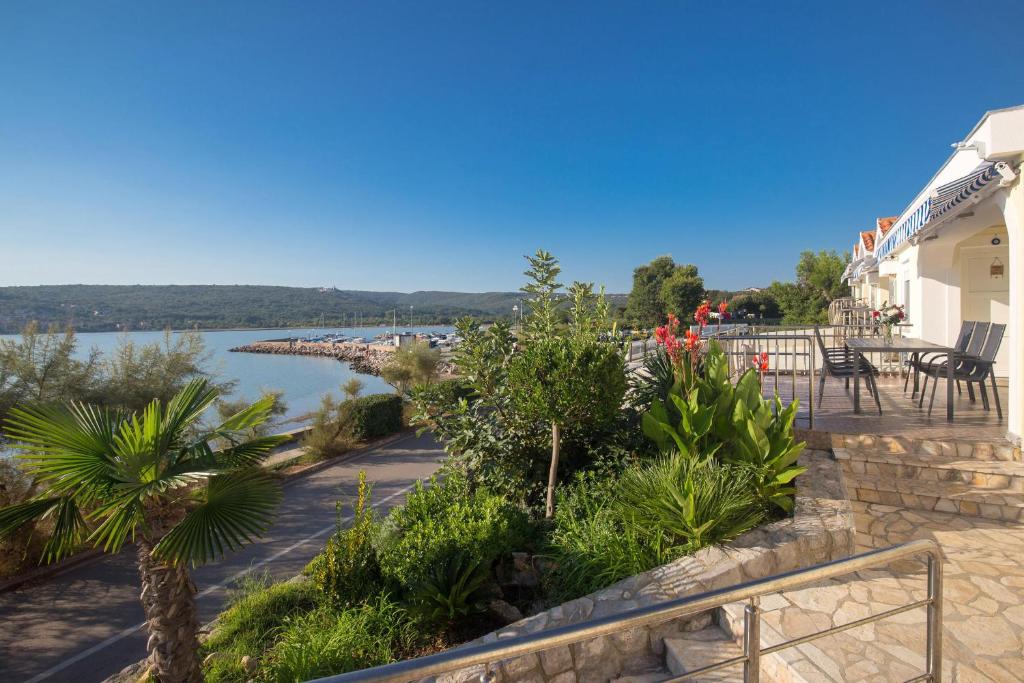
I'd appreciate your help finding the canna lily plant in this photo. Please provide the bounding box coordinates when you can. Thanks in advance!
[642,338,806,513]
[0,379,289,683]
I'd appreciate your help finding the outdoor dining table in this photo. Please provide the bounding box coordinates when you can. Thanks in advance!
[845,336,957,421]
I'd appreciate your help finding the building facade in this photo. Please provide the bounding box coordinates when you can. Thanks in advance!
[845,105,1024,442]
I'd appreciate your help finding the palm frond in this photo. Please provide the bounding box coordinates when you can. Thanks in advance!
[209,392,280,439]
[87,496,144,553]
[162,378,220,441]
[40,497,89,563]
[0,497,61,538]
[215,435,291,467]
[173,433,290,473]
[4,402,122,500]
[153,470,282,566]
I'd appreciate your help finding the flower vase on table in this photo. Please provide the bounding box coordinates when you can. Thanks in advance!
[872,302,905,346]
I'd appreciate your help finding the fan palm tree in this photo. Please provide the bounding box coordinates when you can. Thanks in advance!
[0,379,289,683]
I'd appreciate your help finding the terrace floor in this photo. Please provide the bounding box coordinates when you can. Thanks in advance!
[762,374,1011,444]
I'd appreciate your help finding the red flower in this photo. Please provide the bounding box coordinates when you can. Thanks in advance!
[683,329,700,352]
[718,301,728,315]
[655,313,685,362]
[752,351,769,373]
[872,310,881,318]
[897,310,905,320]
[694,301,711,328]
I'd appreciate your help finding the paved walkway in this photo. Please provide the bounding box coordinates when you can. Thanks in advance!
[748,500,1024,682]
[0,432,445,683]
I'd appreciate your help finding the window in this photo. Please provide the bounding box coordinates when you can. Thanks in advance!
[903,280,911,321]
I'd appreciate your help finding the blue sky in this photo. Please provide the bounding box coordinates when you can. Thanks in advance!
[2,1,1023,293]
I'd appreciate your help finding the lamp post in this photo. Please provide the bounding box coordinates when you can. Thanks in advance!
[512,304,519,333]
[409,305,414,331]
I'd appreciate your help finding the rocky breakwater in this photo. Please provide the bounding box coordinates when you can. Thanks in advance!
[229,340,396,376]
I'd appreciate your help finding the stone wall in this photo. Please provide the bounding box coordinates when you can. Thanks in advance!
[434,450,854,683]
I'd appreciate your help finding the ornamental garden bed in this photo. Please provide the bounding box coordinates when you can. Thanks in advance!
[197,301,826,683]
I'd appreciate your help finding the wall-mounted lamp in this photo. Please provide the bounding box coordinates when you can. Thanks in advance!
[991,257,1004,279]
[951,140,988,158]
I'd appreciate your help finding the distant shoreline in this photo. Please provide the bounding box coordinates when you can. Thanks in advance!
[0,323,461,336]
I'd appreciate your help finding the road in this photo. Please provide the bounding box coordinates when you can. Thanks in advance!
[0,432,445,683]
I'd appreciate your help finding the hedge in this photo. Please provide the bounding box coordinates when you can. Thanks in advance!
[339,394,404,440]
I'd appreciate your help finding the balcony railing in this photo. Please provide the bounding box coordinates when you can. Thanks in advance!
[309,539,943,683]
[828,297,873,326]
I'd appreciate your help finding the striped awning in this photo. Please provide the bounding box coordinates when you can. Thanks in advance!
[875,162,1000,260]
[928,162,1000,222]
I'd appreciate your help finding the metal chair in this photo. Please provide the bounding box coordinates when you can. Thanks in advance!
[814,326,882,415]
[917,322,989,405]
[921,323,1005,419]
[904,321,975,396]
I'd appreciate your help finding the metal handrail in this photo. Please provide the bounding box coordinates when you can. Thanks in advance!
[309,539,943,683]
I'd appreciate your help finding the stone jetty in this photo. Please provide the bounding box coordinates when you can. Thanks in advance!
[228,339,455,377]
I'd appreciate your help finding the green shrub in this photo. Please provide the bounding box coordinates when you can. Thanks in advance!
[546,457,765,601]
[202,575,321,683]
[408,551,492,626]
[261,595,418,682]
[375,471,533,589]
[339,394,403,441]
[617,456,765,551]
[309,472,386,606]
[546,472,662,600]
[302,394,357,461]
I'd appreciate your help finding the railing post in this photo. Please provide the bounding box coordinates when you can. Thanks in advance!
[743,597,760,682]
[926,552,943,681]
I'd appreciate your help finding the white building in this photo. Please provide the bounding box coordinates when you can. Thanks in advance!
[845,104,1024,443]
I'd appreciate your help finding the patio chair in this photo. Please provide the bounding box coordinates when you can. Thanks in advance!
[814,327,882,415]
[917,322,990,405]
[904,320,976,397]
[921,323,1005,419]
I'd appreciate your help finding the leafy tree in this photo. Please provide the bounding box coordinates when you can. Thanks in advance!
[796,250,850,303]
[341,378,365,400]
[659,264,705,320]
[729,291,781,319]
[768,250,850,325]
[625,256,676,327]
[0,380,288,683]
[625,257,707,328]
[507,338,626,517]
[0,323,102,429]
[520,249,563,339]
[380,342,441,395]
[101,330,231,413]
[508,262,626,517]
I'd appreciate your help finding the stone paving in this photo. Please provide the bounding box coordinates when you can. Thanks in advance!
[738,499,1024,682]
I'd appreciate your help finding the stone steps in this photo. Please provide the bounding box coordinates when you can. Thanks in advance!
[663,625,745,682]
[835,447,1024,493]
[718,585,932,682]
[612,669,674,683]
[830,433,1021,463]
[843,472,1024,522]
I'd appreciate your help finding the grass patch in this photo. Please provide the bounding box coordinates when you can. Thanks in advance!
[260,595,420,682]
[202,574,321,683]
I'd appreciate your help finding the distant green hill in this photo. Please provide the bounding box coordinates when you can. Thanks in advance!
[0,285,629,333]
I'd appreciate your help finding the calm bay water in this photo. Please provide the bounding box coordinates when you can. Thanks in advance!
[2,326,454,426]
